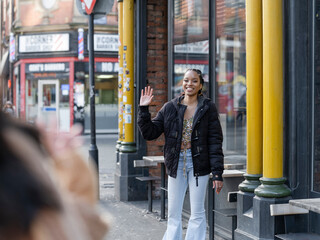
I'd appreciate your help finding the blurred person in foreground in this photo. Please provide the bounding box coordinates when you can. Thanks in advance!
[0,111,109,240]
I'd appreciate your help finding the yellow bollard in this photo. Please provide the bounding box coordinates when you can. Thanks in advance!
[254,0,290,198]
[239,0,263,192]
[120,0,136,152]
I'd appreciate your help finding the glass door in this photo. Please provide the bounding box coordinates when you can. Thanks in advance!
[38,80,59,128]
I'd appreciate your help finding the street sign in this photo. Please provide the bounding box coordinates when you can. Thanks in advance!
[76,0,114,19]
[80,0,97,15]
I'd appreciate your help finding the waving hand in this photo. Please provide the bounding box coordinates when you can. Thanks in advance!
[140,86,154,106]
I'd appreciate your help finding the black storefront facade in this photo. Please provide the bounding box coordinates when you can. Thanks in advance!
[124,0,320,239]
[277,0,320,237]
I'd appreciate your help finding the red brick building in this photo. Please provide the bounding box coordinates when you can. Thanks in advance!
[1,0,119,133]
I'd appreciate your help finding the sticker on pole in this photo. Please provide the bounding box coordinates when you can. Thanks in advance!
[80,0,97,15]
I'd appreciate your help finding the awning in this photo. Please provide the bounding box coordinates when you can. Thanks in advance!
[0,51,9,78]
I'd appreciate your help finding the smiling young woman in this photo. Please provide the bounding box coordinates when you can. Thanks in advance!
[138,69,224,240]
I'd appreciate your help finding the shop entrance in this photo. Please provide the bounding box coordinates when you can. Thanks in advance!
[38,80,60,128]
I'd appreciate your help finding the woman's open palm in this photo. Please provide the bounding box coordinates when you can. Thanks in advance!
[140,86,154,106]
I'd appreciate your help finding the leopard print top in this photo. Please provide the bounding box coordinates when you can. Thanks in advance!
[181,117,193,148]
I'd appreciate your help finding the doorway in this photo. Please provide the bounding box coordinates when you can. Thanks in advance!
[37,80,60,129]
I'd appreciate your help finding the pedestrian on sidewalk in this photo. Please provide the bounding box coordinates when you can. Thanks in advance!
[3,100,15,116]
[0,111,109,240]
[138,69,224,240]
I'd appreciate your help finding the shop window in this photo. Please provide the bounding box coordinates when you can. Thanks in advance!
[215,0,246,156]
[59,79,70,132]
[26,79,39,123]
[25,77,70,132]
[170,0,247,158]
[83,73,118,133]
[172,0,209,98]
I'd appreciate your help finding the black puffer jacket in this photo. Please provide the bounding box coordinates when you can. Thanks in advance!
[138,95,224,181]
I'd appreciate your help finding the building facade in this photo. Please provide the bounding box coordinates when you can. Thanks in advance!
[115,0,320,239]
[1,0,320,238]
[1,0,119,133]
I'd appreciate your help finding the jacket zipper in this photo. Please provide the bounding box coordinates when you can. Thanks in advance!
[195,173,199,187]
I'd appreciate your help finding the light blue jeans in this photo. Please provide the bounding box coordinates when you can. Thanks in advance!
[163,149,209,240]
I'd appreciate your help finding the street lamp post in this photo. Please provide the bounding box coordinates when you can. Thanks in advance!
[77,0,115,198]
[88,13,99,172]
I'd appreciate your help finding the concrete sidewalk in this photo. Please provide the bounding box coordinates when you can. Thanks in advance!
[79,134,167,240]
[99,171,167,240]
[79,134,214,240]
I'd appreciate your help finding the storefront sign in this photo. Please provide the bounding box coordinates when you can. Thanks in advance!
[88,34,119,52]
[26,63,69,73]
[95,62,119,73]
[19,34,70,53]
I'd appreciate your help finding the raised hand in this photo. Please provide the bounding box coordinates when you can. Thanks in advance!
[140,86,154,106]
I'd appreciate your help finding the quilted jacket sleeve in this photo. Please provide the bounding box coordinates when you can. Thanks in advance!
[207,102,224,181]
[138,105,165,140]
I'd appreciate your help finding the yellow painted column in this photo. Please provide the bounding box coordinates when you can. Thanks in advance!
[120,0,136,152]
[254,0,290,197]
[239,0,263,192]
[116,0,124,151]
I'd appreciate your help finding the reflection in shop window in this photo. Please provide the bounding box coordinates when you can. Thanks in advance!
[172,0,209,98]
[215,0,246,156]
[225,0,245,8]
[171,0,247,159]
